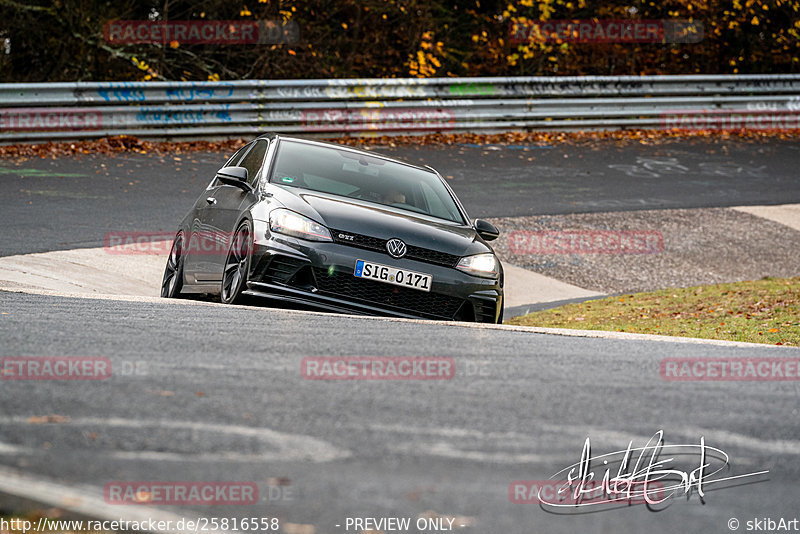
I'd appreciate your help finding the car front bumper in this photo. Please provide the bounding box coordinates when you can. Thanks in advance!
[246,224,503,323]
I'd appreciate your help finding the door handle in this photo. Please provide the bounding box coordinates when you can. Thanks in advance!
[206,197,217,205]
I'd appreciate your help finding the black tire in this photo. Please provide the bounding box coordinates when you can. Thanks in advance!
[161,232,185,298]
[497,305,504,324]
[220,220,253,304]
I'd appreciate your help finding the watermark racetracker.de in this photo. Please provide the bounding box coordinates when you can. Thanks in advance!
[509,479,665,505]
[0,108,102,131]
[661,357,800,381]
[104,231,243,256]
[0,356,147,380]
[301,357,456,381]
[103,20,299,45]
[509,19,703,44]
[508,230,663,255]
[300,356,492,380]
[104,481,258,505]
[1,356,110,380]
[662,110,800,131]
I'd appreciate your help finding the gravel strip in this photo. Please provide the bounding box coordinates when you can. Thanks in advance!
[488,207,800,294]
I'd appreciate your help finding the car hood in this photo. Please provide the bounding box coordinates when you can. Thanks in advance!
[263,186,491,257]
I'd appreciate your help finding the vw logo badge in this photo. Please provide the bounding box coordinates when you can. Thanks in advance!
[386,238,407,259]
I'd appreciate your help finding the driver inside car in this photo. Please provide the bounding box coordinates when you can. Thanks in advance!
[382,188,406,205]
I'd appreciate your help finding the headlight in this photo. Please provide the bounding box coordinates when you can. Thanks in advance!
[269,209,332,242]
[456,253,498,278]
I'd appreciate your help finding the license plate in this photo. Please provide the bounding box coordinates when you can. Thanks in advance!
[354,260,432,292]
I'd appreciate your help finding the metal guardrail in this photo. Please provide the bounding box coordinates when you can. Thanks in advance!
[1,75,799,141]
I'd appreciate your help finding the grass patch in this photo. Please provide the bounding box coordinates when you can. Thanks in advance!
[507,276,799,346]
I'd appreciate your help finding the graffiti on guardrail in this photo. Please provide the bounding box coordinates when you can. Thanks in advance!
[165,85,235,102]
[301,108,456,132]
[272,85,431,100]
[95,83,147,103]
[2,75,800,139]
[134,108,232,126]
[449,83,496,96]
[501,81,648,97]
[95,82,236,103]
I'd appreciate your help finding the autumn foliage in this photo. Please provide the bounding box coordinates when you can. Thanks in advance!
[0,0,798,82]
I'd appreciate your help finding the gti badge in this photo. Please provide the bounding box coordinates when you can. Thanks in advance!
[386,238,407,259]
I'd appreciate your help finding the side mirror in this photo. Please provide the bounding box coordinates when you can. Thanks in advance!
[216,166,253,192]
[474,219,500,241]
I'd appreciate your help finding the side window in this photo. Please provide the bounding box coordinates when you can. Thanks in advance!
[419,181,460,221]
[238,140,269,186]
[210,143,252,188]
[224,143,252,168]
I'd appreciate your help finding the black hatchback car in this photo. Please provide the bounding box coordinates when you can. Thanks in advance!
[162,134,504,323]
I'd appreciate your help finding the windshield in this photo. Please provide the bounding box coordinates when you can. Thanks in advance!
[269,140,465,224]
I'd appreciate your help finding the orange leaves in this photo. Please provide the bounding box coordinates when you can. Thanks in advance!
[1,127,799,162]
[407,31,445,77]
[338,127,800,149]
[483,0,800,77]
[0,135,249,160]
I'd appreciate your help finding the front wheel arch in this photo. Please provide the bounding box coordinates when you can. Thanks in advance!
[161,231,186,298]
[220,218,254,304]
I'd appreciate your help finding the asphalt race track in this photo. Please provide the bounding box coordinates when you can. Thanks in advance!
[1,292,798,533]
[2,138,799,256]
[1,138,800,534]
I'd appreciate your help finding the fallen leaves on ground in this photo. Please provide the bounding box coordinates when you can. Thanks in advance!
[0,135,248,160]
[1,129,799,161]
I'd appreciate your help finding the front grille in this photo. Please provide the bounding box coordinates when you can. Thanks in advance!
[330,229,460,268]
[406,245,460,267]
[313,268,464,320]
[332,230,385,252]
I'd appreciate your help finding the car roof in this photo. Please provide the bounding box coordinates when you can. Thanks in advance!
[255,133,434,174]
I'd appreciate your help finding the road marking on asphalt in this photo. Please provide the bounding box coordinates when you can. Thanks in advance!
[366,424,688,465]
[389,440,559,464]
[370,421,800,466]
[369,422,565,463]
[672,426,800,456]
[0,416,351,463]
[0,465,225,534]
[0,441,23,454]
